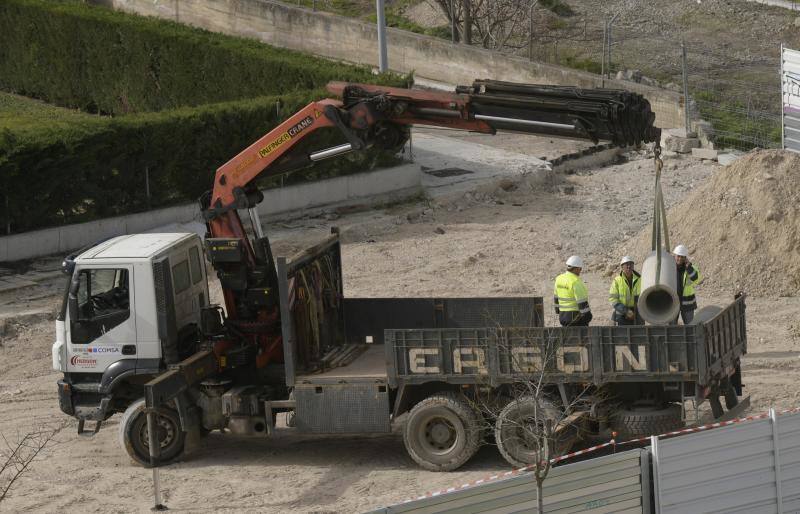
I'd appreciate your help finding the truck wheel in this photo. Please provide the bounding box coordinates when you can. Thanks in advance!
[495,397,570,468]
[613,404,683,439]
[119,398,186,467]
[403,393,482,471]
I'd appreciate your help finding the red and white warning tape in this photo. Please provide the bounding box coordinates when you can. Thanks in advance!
[401,405,800,504]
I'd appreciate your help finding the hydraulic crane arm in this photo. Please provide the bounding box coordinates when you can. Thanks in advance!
[199,79,661,369]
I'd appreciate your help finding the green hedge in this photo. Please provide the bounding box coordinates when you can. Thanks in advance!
[0,0,411,235]
[0,0,406,114]
[0,90,402,234]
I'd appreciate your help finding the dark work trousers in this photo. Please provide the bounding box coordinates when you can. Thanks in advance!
[559,311,592,327]
[672,309,695,325]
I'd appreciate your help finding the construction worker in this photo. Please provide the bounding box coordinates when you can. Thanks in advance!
[673,244,702,324]
[553,255,592,326]
[608,256,641,325]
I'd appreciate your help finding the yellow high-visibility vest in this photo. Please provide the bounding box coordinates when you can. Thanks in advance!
[608,272,641,309]
[553,271,590,314]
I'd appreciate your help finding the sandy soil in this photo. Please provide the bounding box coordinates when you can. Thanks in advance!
[1,134,798,513]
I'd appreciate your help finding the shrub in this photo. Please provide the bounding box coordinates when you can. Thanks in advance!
[0,0,408,115]
[0,91,402,234]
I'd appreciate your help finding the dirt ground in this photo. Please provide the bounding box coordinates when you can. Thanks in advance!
[1,132,798,513]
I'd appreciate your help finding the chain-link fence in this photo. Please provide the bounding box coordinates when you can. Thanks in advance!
[285,1,783,152]
[521,18,782,152]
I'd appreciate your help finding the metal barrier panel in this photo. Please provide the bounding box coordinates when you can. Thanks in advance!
[653,409,800,513]
[782,46,800,153]
[367,449,649,514]
[777,411,800,513]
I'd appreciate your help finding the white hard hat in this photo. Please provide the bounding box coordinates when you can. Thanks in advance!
[620,255,634,265]
[673,244,689,257]
[566,255,584,268]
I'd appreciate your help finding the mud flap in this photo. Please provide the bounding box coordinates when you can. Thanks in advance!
[77,419,102,437]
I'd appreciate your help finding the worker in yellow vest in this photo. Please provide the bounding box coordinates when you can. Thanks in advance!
[608,255,641,325]
[673,244,702,324]
[553,255,592,326]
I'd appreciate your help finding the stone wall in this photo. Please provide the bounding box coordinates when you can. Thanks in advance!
[97,0,685,129]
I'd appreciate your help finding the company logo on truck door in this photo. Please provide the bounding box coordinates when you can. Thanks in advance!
[70,355,98,367]
[257,116,314,158]
[406,345,648,374]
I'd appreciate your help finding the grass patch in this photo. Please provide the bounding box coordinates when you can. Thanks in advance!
[540,0,575,17]
[366,12,452,39]
[694,91,781,150]
[0,92,103,136]
[560,54,603,75]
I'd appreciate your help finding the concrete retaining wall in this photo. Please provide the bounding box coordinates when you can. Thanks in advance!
[95,0,685,129]
[0,163,420,262]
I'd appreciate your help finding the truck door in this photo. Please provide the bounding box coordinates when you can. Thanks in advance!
[66,266,136,373]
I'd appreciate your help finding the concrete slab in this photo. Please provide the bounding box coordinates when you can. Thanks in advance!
[410,133,550,198]
[691,148,719,160]
[665,135,700,154]
[718,153,741,166]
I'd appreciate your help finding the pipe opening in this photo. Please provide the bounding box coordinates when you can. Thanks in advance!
[643,288,674,316]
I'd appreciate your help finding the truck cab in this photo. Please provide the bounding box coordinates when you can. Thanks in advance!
[53,233,208,429]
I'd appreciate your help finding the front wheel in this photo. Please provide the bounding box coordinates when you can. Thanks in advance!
[119,398,186,467]
[403,393,482,471]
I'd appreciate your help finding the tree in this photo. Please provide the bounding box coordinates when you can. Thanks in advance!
[471,326,595,512]
[0,420,69,504]
[427,0,531,50]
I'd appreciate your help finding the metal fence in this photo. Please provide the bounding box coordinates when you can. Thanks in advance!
[368,408,800,514]
[782,45,800,153]
[368,449,651,514]
[652,409,800,513]
[293,2,783,152]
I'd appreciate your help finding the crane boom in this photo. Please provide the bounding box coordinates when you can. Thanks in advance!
[199,80,661,369]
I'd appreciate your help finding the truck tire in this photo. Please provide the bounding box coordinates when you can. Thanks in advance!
[403,393,482,471]
[119,398,186,467]
[613,404,683,439]
[495,397,570,468]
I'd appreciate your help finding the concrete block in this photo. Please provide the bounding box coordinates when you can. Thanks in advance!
[717,153,740,166]
[2,227,61,261]
[692,120,715,148]
[664,135,700,154]
[691,147,719,160]
[59,217,126,254]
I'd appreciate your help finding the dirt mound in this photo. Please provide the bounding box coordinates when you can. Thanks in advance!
[627,150,800,297]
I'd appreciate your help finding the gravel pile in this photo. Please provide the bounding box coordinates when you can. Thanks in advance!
[628,149,800,297]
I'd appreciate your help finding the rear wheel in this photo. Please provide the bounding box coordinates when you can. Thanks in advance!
[495,397,571,468]
[119,398,185,467]
[403,393,482,471]
[613,403,683,439]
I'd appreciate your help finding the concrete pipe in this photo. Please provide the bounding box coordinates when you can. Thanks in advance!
[689,305,723,325]
[638,250,680,325]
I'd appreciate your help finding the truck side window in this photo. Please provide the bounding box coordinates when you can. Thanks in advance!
[72,268,130,344]
[189,246,203,285]
[76,269,130,317]
[172,260,191,294]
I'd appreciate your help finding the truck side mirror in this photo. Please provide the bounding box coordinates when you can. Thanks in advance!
[67,273,90,344]
[68,294,79,322]
[68,272,80,322]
